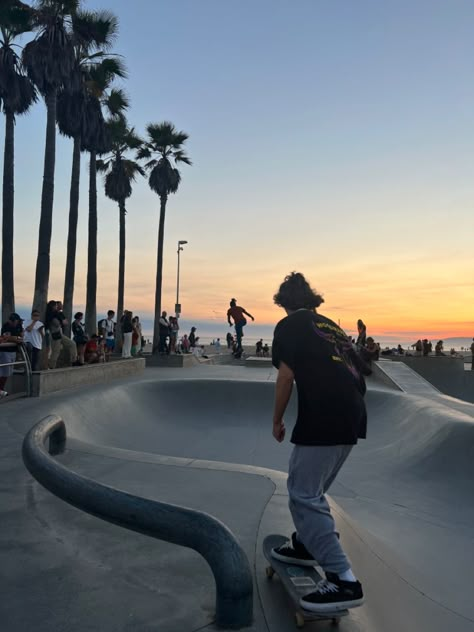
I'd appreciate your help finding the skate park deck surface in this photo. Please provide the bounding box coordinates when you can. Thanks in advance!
[1,362,474,632]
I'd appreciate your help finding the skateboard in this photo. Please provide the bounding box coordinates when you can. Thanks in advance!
[263,534,349,628]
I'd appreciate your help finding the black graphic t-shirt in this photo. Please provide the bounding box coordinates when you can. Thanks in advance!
[272,309,367,446]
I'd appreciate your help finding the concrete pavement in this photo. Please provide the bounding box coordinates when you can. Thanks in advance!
[1,363,473,631]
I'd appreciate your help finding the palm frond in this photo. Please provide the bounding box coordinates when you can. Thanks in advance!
[136,146,151,160]
[0,1,34,39]
[72,9,118,52]
[104,86,129,117]
[173,149,192,165]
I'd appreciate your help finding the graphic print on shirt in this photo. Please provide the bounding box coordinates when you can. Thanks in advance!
[312,321,362,383]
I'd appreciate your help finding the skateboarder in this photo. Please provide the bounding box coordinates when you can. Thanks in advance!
[270,272,366,613]
[227,298,254,351]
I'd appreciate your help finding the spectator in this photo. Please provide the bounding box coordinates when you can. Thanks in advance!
[99,310,116,361]
[215,337,221,353]
[84,335,102,364]
[159,311,170,354]
[131,317,140,356]
[189,326,199,348]
[71,312,87,365]
[356,319,367,348]
[181,334,190,353]
[226,332,233,349]
[435,340,445,356]
[262,343,270,357]
[0,313,24,398]
[361,337,379,363]
[121,310,133,358]
[23,309,44,371]
[397,344,404,355]
[134,316,144,354]
[169,316,179,353]
[470,338,474,370]
[46,301,78,368]
[256,339,263,356]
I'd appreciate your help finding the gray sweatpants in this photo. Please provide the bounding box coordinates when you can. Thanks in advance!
[287,444,353,575]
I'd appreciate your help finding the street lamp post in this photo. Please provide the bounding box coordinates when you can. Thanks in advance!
[176,240,188,318]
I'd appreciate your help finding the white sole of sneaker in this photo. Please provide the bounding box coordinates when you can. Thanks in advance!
[300,597,364,613]
[270,548,316,567]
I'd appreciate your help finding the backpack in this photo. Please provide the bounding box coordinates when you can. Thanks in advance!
[97,319,107,335]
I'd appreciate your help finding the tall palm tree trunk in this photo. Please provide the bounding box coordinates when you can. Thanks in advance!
[152,195,167,354]
[116,199,126,346]
[85,151,97,336]
[32,89,57,316]
[2,109,15,324]
[62,135,81,336]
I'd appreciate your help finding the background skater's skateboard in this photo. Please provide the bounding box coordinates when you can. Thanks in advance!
[263,534,349,628]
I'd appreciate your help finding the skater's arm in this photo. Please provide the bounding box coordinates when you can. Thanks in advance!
[242,308,254,321]
[273,361,294,442]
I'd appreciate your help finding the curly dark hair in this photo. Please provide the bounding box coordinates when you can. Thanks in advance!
[273,272,324,311]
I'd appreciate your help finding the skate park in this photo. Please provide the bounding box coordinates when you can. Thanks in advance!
[1,360,474,632]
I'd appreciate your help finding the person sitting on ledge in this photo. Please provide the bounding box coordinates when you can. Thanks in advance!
[361,337,379,362]
[435,340,445,356]
[84,335,102,364]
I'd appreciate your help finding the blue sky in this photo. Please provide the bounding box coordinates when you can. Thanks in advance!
[3,0,474,339]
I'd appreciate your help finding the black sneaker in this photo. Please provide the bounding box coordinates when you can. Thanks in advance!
[271,532,316,566]
[300,573,364,612]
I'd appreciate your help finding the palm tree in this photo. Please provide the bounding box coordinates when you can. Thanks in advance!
[138,122,191,354]
[97,117,144,335]
[56,9,119,334]
[22,0,77,317]
[0,0,36,323]
[81,63,127,335]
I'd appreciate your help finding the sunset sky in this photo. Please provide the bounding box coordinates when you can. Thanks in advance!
[2,0,473,342]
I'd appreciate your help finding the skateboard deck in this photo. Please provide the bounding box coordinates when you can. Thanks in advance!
[263,534,349,628]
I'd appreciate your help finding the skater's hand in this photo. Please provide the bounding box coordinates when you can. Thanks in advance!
[273,419,285,442]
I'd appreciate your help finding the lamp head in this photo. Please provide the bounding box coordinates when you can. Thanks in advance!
[178,240,188,245]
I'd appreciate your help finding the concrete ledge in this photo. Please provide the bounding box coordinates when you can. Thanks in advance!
[145,353,198,368]
[245,356,272,368]
[31,358,145,397]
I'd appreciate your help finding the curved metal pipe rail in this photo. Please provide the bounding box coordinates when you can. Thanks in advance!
[22,415,253,629]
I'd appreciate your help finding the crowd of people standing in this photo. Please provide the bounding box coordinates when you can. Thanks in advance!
[0,303,146,399]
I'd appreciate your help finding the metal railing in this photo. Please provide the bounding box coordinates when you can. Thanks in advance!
[22,415,253,629]
[0,343,32,397]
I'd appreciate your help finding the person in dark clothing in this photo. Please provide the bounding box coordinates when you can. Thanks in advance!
[158,311,170,354]
[270,272,365,614]
[356,319,367,348]
[189,326,199,348]
[0,313,23,397]
[121,311,134,358]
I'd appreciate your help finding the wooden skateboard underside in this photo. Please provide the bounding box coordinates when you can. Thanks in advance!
[263,534,349,628]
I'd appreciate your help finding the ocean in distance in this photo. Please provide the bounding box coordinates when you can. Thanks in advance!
[139,318,473,351]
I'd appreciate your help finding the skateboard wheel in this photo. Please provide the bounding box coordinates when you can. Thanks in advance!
[265,566,275,579]
[295,612,305,628]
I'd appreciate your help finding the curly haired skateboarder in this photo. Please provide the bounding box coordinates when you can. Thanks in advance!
[227,298,254,352]
[270,272,366,614]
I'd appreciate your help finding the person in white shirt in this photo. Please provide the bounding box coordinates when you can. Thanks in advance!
[100,310,116,361]
[23,309,44,371]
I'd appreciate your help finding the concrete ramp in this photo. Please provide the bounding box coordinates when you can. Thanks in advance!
[3,368,474,631]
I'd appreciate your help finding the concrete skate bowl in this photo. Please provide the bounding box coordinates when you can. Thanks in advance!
[38,378,474,631]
